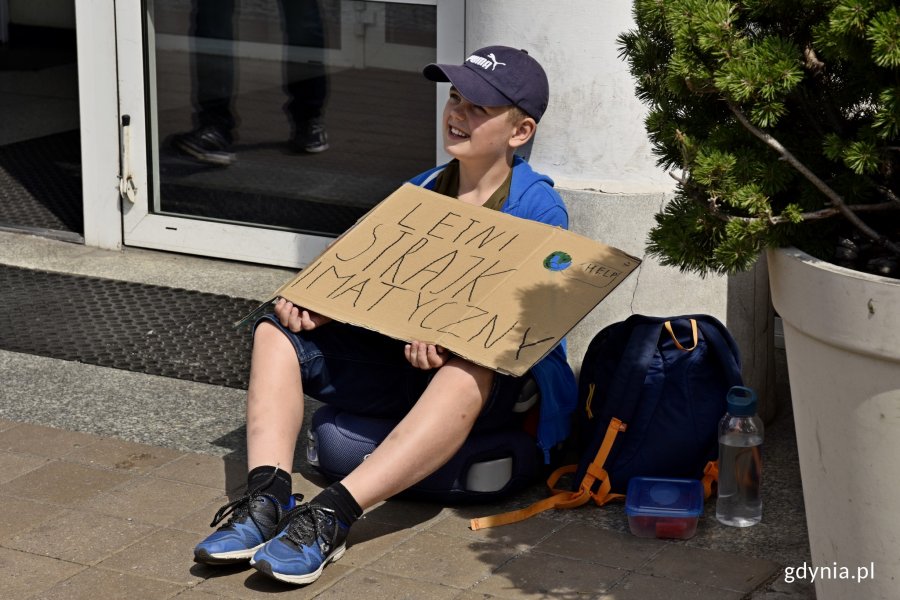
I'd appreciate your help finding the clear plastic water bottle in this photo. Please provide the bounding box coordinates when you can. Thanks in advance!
[716,386,763,527]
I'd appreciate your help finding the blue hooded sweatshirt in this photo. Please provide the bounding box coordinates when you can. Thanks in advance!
[408,156,578,461]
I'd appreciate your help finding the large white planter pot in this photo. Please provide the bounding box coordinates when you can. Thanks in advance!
[768,247,900,600]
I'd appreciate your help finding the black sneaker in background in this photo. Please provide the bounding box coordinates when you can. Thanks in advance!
[173,126,237,166]
[291,118,329,154]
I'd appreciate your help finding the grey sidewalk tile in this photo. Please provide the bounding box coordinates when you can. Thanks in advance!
[362,498,450,531]
[165,590,222,600]
[608,572,746,599]
[314,568,462,599]
[290,471,328,500]
[4,509,154,566]
[749,572,817,599]
[150,453,246,492]
[88,476,225,527]
[0,423,100,458]
[341,517,417,568]
[33,567,184,600]
[63,437,185,474]
[429,509,563,548]
[637,544,781,593]
[0,495,67,541]
[365,531,519,589]
[471,551,627,599]
[191,561,352,599]
[170,494,232,536]
[533,522,663,570]
[0,461,131,504]
[0,547,84,599]
[0,449,48,483]
[97,528,209,586]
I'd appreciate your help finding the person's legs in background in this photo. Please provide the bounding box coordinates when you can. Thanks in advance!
[280,0,329,153]
[173,0,239,166]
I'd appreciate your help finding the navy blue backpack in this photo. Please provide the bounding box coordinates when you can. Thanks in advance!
[307,387,544,504]
[470,314,742,530]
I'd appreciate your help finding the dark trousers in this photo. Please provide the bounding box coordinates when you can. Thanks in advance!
[190,0,328,139]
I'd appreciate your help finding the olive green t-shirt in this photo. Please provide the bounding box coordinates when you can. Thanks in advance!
[431,159,512,211]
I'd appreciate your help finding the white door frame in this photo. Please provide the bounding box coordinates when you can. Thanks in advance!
[79,0,463,267]
[76,0,123,250]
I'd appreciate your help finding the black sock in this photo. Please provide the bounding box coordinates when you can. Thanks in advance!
[311,482,363,528]
[247,465,293,507]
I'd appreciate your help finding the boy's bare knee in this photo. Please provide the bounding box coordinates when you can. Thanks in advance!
[446,356,494,402]
[253,321,301,365]
[255,320,289,345]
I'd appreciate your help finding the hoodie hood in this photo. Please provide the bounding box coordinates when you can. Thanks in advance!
[503,155,553,214]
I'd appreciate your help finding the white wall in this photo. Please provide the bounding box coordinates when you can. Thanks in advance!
[465,0,673,193]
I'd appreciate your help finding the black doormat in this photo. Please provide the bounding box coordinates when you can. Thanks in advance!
[0,130,84,234]
[0,265,260,389]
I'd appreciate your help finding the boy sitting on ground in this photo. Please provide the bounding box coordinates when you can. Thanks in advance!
[193,45,577,585]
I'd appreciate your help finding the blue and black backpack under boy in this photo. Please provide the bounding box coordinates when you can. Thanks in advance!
[306,378,545,504]
[471,314,743,529]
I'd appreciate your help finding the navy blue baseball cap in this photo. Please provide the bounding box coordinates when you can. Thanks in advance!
[423,45,550,122]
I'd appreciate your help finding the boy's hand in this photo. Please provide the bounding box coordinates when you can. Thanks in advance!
[274,298,332,332]
[404,340,449,370]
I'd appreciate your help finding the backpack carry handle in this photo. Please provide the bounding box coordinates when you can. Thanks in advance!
[664,319,698,351]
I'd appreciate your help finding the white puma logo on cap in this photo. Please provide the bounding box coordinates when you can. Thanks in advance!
[487,53,506,70]
[467,52,507,71]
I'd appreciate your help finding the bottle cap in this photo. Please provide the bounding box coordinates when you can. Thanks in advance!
[726,386,758,416]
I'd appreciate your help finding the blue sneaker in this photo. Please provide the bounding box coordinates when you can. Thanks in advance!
[193,486,300,565]
[250,503,348,585]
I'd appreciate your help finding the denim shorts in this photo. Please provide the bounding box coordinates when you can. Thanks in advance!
[255,315,529,431]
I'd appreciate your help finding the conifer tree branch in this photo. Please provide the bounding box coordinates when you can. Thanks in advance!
[726,101,900,255]
[704,201,899,225]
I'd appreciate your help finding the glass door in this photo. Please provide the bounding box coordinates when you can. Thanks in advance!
[119,0,462,268]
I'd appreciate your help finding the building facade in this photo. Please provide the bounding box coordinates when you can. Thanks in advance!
[1,0,774,410]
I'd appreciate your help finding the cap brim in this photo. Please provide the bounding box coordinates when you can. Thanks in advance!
[423,63,511,108]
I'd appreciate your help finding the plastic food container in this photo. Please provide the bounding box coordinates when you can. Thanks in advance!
[625,477,704,540]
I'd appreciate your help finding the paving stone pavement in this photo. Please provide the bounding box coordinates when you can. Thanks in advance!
[0,418,806,600]
[0,231,825,599]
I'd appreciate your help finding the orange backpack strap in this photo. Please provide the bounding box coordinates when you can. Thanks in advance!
[470,418,627,530]
[701,460,718,498]
[664,319,698,351]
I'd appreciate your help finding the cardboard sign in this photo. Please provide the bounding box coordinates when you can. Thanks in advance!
[253,183,640,376]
